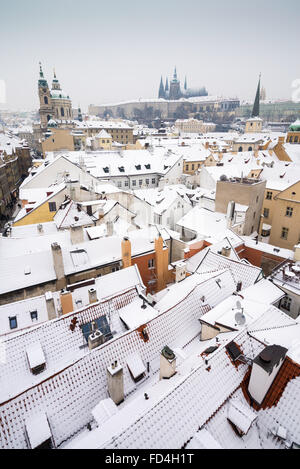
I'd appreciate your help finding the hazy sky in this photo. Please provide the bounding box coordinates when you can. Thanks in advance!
[1,0,300,111]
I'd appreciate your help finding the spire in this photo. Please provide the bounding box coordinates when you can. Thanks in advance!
[39,62,44,78]
[252,73,261,118]
[184,76,187,90]
[53,67,56,79]
[173,66,177,81]
[158,76,165,99]
[165,77,169,92]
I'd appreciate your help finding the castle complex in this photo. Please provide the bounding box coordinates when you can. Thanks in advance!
[158,67,208,100]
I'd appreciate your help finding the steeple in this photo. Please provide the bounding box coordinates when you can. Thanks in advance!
[52,68,61,90]
[158,76,165,99]
[39,62,44,79]
[38,62,48,88]
[252,74,261,118]
[165,77,169,92]
[173,66,178,82]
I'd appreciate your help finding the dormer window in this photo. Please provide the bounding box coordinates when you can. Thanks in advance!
[118,166,125,172]
[9,316,17,330]
[135,164,141,170]
[30,310,38,321]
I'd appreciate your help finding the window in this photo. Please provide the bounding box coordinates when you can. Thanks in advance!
[9,316,17,329]
[253,211,256,219]
[192,164,195,170]
[152,178,156,184]
[117,181,122,188]
[266,191,272,200]
[263,208,269,218]
[238,146,243,152]
[139,180,143,186]
[48,202,56,212]
[148,259,155,269]
[44,96,48,104]
[256,196,259,203]
[286,206,293,217]
[248,146,253,151]
[132,180,136,186]
[61,107,64,117]
[30,310,38,321]
[185,165,189,171]
[124,180,129,187]
[146,179,149,185]
[281,227,289,240]
[112,266,120,272]
[281,296,291,312]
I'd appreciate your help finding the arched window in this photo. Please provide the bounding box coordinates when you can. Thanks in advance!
[295,136,299,143]
[61,107,65,117]
[47,115,51,121]
[248,146,253,151]
[44,96,48,105]
[238,146,243,152]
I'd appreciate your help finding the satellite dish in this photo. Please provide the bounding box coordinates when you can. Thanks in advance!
[235,312,246,326]
[236,300,242,310]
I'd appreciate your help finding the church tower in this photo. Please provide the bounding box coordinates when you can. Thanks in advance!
[38,62,52,129]
[169,66,181,100]
[245,74,263,133]
[50,69,73,121]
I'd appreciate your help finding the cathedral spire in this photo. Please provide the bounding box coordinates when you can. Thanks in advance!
[158,76,165,99]
[173,66,177,82]
[252,73,261,118]
[165,77,169,92]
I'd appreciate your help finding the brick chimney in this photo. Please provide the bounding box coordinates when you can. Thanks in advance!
[248,345,287,405]
[60,290,74,315]
[107,361,124,405]
[160,346,176,380]
[70,225,84,244]
[121,237,131,268]
[51,243,66,290]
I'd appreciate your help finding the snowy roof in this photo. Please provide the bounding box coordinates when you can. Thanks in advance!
[25,412,52,448]
[54,199,95,229]
[119,298,158,330]
[227,399,257,434]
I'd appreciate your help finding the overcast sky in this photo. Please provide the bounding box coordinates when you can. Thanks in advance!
[1,0,299,111]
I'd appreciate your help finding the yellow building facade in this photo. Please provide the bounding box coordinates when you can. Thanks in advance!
[261,181,300,250]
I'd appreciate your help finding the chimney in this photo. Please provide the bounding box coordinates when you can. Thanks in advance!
[205,141,209,149]
[106,221,113,237]
[88,287,98,304]
[60,290,74,315]
[294,245,300,262]
[221,246,231,258]
[107,361,124,405]
[254,149,259,157]
[160,346,176,380]
[45,291,56,320]
[70,225,84,244]
[37,224,43,234]
[175,262,187,283]
[51,243,66,290]
[226,201,235,229]
[155,235,167,292]
[121,237,131,269]
[248,345,287,406]
[88,321,105,350]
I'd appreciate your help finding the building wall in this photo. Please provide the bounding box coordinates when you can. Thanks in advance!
[13,189,67,226]
[267,181,300,250]
[42,128,75,155]
[215,179,266,235]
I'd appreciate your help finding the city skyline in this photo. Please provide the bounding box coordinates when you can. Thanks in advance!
[0,0,300,111]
